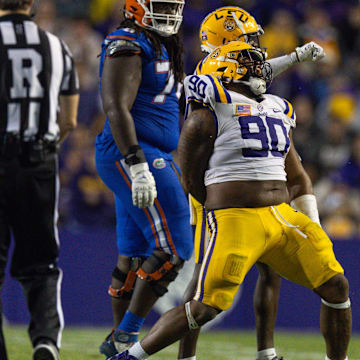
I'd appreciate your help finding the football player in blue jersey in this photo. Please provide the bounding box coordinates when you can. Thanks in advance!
[95,0,192,357]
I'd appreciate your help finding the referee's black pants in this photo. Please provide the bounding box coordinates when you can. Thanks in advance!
[0,152,63,351]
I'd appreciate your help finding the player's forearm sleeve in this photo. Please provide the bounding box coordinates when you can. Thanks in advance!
[268,55,297,78]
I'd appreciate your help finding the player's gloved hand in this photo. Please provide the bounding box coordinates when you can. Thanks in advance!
[292,41,325,62]
[129,162,157,208]
[125,145,157,208]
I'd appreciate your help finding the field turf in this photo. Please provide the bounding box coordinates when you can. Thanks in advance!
[4,326,360,359]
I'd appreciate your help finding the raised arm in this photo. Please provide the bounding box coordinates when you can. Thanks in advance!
[285,131,320,224]
[268,41,325,78]
[178,105,217,205]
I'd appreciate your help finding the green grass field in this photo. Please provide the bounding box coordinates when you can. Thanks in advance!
[4,326,360,360]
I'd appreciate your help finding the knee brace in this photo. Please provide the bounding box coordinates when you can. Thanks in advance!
[137,253,183,297]
[108,258,142,299]
[321,298,351,309]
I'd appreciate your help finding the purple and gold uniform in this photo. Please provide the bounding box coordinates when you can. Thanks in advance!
[184,74,344,310]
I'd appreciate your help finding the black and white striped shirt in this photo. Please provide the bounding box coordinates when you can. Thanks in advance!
[0,14,79,141]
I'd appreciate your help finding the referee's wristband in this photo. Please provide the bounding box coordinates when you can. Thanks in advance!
[125,145,146,166]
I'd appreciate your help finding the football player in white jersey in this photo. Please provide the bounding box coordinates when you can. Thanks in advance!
[108,42,351,360]
[182,6,325,360]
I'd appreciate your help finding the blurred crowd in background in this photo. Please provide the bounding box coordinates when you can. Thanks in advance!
[37,0,360,240]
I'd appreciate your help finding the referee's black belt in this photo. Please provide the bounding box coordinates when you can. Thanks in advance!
[0,133,57,161]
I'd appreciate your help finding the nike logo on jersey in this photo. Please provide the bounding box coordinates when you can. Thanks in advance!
[273,108,282,113]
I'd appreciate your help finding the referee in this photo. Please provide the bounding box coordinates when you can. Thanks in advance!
[0,0,79,359]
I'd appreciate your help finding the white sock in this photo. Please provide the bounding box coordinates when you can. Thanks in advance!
[128,342,148,360]
[178,357,196,360]
[257,348,277,360]
[325,357,348,360]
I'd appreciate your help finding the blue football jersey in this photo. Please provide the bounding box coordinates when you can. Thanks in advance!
[96,27,180,159]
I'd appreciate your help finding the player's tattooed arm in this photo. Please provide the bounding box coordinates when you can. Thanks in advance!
[101,53,142,155]
[178,105,217,204]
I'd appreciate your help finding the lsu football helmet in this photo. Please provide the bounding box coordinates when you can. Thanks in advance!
[201,41,272,95]
[199,6,264,53]
[125,0,185,37]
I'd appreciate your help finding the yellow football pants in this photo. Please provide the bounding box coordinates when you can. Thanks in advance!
[194,203,344,310]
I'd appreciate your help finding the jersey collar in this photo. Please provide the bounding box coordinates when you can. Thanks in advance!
[0,13,32,21]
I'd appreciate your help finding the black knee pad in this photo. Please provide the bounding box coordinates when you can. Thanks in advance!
[109,258,142,299]
[112,267,127,283]
[137,253,184,297]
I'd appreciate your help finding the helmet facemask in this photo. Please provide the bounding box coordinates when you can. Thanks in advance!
[137,0,184,36]
[202,42,272,95]
[235,48,272,95]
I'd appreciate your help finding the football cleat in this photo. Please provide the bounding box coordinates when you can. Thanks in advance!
[33,341,59,360]
[113,329,139,353]
[99,332,118,358]
[100,330,139,358]
[107,350,138,360]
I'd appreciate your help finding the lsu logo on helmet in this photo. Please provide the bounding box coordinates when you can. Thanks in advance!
[223,18,236,32]
[199,6,264,53]
[200,41,271,87]
[125,0,185,37]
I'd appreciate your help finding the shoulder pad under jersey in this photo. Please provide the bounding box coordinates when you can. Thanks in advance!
[266,94,296,127]
[281,97,296,119]
[184,74,231,123]
[104,28,144,57]
[184,74,231,106]
[106,39,141,57]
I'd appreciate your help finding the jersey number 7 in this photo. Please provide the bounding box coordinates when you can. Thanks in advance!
[152,61,175,104]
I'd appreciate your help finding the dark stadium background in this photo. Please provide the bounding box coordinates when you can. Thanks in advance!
[3,0,360,333]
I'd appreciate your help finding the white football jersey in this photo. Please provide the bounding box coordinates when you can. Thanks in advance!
[183,74,296,185]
